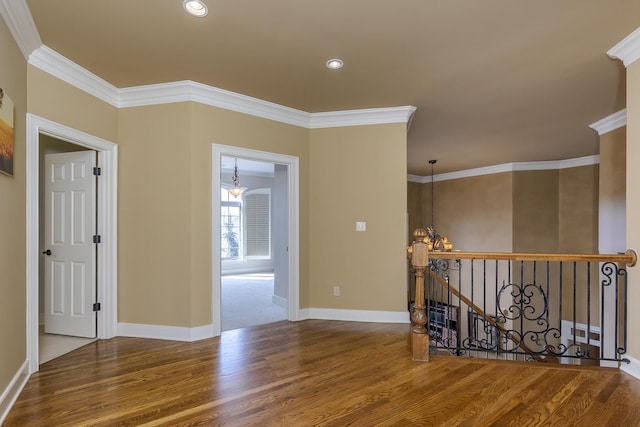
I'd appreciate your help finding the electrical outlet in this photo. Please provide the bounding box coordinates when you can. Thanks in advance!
[333,286,340,296]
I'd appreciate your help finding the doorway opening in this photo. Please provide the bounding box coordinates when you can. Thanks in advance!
[212,145,300,336]
[26,114,118,374]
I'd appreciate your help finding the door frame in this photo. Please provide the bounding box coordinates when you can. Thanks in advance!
[26,114,118,374]
[212,144,300,336]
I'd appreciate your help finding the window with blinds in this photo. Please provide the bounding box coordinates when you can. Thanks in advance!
[244,189,271,258]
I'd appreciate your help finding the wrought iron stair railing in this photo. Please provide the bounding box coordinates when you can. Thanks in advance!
[408,232,637,365]
[426,269,552,362]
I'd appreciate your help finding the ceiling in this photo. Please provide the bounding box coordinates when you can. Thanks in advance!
[221,156,274,177]
[24,0,640,175]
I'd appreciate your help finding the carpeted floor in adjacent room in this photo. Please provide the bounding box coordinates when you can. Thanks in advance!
[221,273,287,331]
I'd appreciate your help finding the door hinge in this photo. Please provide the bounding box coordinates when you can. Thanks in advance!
[93,235,101,244]
[93,302,101,312]
[93,167,101,176]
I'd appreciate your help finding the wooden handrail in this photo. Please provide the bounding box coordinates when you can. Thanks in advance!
[426,249,637,266]
[428,269,552,363]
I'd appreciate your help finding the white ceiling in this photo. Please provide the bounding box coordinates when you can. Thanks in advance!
[13,1,640,174]
[221,156,274,177]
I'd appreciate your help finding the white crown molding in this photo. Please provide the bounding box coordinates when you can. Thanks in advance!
[309,106,417,129]
[557,155,600,169]
[589,109,627,135]
[118,80,312,127]
[407,155,600,183]
[0,0,41,60]
[29,46,120,106]
[608,26,640,67]
[407,174,428,183]
[28,46,415,129]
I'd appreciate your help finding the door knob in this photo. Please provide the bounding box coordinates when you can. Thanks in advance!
[42,249,52,256]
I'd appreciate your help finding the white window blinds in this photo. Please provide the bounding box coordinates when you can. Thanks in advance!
[244,189,271,258]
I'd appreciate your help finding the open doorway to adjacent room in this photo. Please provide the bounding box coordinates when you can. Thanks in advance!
[219,156,287,331]
[212,145,300,336]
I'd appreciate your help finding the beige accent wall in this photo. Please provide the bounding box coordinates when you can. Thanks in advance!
[309,124,407,312]
[599,127,626,253]
[513,170,559,253]
[433,172,513,252]
[559,165,599,254]
[626,61,640,360]
[410,167,599,254]
[0,18,27,398]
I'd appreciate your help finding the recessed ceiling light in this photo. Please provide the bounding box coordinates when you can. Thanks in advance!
[183,0,208,17]
[326,58,344,70]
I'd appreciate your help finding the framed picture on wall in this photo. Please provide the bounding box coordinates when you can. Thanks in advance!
[0,87,14,176]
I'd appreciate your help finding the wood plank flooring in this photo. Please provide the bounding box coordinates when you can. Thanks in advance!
[5,320,640,426]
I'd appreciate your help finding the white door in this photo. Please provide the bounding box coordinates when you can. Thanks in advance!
[43,151,97,338]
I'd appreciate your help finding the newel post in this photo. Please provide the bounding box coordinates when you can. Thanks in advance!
[408,228,429,361]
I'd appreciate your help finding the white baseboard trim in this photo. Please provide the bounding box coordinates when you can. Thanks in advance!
[272,294,287,308]
[118,323,214,342]
[0,360,29,425]
[621,354,640,380]
[299,308,410,324]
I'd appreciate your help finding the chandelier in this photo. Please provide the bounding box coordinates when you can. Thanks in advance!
[426,160,453,252]
[228,158,247,197]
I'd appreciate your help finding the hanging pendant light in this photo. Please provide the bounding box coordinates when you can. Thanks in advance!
[228,158,247,197]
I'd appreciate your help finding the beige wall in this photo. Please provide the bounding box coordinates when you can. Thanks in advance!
[440,173,513,252]
[599,127,626,253]
[513,170,559,253]
[309,124,407,312]
[409,167,599,254]
[26,66,412,329]
[559,165,599,254]
[117,103,194,326]
[190,103,310,321]
[117,102,311,327]
[27,67,118,142]
[407,181,423,243]
[0,17,27,399]
[626,61,640,360]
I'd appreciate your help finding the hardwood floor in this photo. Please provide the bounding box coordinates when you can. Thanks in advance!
[5,320,640,426]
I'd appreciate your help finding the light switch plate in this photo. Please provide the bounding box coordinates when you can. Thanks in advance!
[356,222,366,232]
